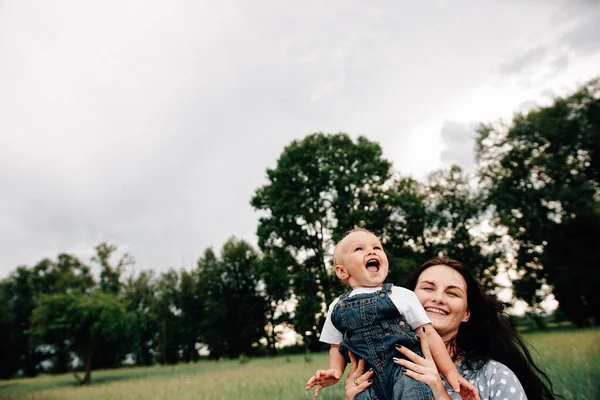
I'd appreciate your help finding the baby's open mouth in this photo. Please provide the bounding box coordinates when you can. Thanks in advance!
[366,259,380,272]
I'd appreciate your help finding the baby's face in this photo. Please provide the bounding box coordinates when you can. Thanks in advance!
[336,231,388,288]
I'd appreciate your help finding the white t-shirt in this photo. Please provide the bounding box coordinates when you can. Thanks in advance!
[320,285,431,345]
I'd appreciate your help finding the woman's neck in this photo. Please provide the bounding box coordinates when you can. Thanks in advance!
[444,337,460,362]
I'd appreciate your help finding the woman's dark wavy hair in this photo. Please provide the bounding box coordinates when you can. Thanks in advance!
[405,257,558,400]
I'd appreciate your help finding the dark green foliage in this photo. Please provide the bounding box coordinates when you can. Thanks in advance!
[422,166,499,288]
[198,239,267,359]
[0,247,135,379]
[1,256,94,378]
[32,255,94,295]
[155,269,183,365]
[542,209,600,327]
[29,291,132,384]
[0,282,20,378]
[179,269,204,363]
[383,166,498,289]
[123,270,158,366]
[477,78,600,326]
[255,248,295,355]
[4,267,39,377]
[93,242,134,296]
[33,255,95,372]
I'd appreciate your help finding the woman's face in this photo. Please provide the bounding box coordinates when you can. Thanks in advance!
[414,264,470,342]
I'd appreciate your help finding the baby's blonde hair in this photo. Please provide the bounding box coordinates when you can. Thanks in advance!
[332,227,375,266]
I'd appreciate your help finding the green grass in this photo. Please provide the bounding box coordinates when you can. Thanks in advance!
[0,328,598,400]
[521,328,600,400]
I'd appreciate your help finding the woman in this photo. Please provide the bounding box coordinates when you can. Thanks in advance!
[345,257,557,400]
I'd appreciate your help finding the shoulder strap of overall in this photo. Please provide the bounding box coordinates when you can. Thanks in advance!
[382,283,393,293]
[338,290,351,300]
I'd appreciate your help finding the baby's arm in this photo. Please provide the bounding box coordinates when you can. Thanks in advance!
[417,325,479,400]
[305,344,346,396]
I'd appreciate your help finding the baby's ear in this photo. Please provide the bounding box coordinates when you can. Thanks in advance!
[335,265,349,280]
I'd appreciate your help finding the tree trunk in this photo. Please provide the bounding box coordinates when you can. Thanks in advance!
[191,341,200,362]
[140,334,153,365]
[55,342,69,374]
[264,322,277,356]
[74,357,92,385]
[267,331,277,356]
[24,349,38,377]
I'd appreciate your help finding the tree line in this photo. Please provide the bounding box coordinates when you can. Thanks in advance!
[1,78,598,383]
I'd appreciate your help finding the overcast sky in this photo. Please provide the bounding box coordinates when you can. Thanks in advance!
[1,0,599,279]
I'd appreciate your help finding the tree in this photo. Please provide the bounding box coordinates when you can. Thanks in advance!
[154,269,183,365]
[32,254,94,296]
[422,166,500,289]
[378,176,430,287]
[251,133,393,350]
[196,248,226,359]
[31,255,95,373]
[3,267,40,377]
[198,239,267,358]
[383,167,499,291]
[0,281,20,378]
[255,248,296,355]
[123,270,158,366]
[542,207,600,326]
[91,243,135,368]
[30,291,131,385]
[27,293,72,373]
[92,242,134,295]
[476,78,600,326]
[0,255,96,378]
[179,269,204,362]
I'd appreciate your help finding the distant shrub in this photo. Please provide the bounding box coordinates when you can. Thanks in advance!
[276,344,306,355]
[238,353,250,364]
[304,350,312,363]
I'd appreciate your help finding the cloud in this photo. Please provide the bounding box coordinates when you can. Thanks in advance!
[0,0,597,278]
[496,0,600,80]
[498,47,549,75]
[516,100,540,113]
[439,121,478,173]
[558,0,600,55]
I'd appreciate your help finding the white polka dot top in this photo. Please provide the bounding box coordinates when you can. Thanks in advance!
[442,359,527,400]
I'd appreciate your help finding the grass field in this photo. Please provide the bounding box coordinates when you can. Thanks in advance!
[0,328,598,400]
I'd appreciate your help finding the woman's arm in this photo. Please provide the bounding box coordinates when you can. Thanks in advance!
[416,325,478,400]
[417,325,458,387]
[394,332,453,400]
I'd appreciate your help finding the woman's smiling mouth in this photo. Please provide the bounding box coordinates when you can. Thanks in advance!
[425,307,448,316]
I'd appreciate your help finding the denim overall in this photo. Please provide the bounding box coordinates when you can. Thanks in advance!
[332,283,433,400]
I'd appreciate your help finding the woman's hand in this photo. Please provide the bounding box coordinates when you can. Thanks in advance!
[344,351,374,400]
[393,336,451,400]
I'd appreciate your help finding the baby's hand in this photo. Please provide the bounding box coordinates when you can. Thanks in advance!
[448,371,479,400]
[305,368,342,397]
